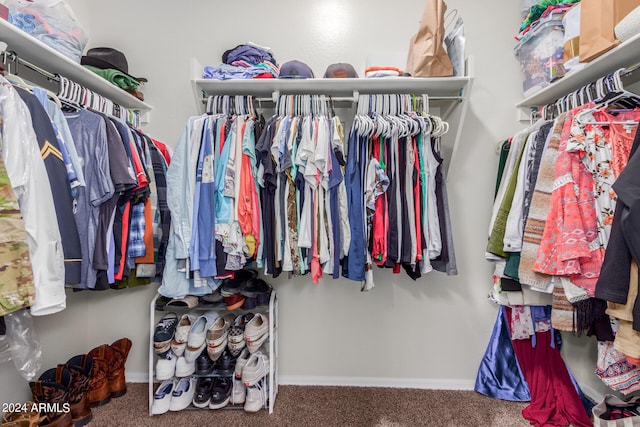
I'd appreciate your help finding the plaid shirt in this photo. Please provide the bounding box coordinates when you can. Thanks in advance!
[128,201,146,258]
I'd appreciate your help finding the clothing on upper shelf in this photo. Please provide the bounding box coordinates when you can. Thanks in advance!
[160,95,456,298]
[0,76,172,316]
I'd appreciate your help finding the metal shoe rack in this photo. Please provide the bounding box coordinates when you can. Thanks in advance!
[148,290,278,415]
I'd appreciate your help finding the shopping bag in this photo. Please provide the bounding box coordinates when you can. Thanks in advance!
[592,394,640,427]
[406,0,453,77]
[444,9,466,77]
[5,0,88,63]
[579,0,640,63]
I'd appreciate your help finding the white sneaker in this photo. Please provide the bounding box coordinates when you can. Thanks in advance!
[206,314,233,360]
[230,377,246,404]
[156,351,177,381]
[175,313,196,343]
[151,379,175,415]
[247,332,268,354]
[184,311,218,363]
[244,382,266,413]
[169,377,196,411]
[234,347,251,379]
[244,313,269,342]
[175,356,195,377]
[242,351,269,386]
[171,338,186,357]
[171,313,195,356]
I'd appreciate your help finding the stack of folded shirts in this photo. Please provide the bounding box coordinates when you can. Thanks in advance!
[364,66,405,78]
[203,42,280,80]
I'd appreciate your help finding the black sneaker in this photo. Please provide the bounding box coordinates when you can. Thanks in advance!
[192,377,214,408]
[214,349,238,376]
[195,349,214,375]
[209,377,232,409]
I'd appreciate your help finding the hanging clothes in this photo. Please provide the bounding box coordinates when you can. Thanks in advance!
[483,74,640,405]
[16,87,83,286]
[0,80,64,316]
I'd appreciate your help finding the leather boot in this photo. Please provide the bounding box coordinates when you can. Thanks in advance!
[29,366,73,427]
[65,355,93,427]
[108,338,132,398]
[86,345,113,407]
[1,401,45,426]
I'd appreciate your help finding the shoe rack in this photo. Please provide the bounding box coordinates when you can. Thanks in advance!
[147,290,278,415]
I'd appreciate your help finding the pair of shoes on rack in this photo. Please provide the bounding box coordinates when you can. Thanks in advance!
[194,348,237,376]
[206,314,235,360]
[240,350,270,387]
[151,377,196,414]
[157,349,198,379]
[220,269,258,310]
[240,278,273,309]
[192,377,233,409]
[171,313,196,357]
[184,311,219,363]
[233,347,269,410]
[153,312,178,357]
[228,313,254,357]
[28,353,95,427]
[229,366,268,413]
[87,338,132,407]
[245,313,269,353]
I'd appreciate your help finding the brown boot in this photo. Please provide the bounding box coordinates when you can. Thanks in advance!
[29,366,73,427]
[108,338,132,398]
[65,355,93,426]
[1,401,46,426]
[86,345,113,407]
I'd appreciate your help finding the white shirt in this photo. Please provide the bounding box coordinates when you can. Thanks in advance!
[0,82,65,316]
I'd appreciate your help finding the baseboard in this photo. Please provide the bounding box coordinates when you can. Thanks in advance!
[278,375,476,390]
[127,372,476,390]
[127,372,150,383]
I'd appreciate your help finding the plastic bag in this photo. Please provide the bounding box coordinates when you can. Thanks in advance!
[5,0,88,63]
[444,9,466,77]
[4,309,42,381]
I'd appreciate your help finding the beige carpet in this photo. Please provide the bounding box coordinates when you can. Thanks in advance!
[88,383,532,427]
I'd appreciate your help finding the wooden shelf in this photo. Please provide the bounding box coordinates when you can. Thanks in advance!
[0,19,152,111]
[517,31,640,108]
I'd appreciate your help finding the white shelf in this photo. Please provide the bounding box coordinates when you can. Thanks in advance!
[193,76,470,98]
[517,31,640,108]
[191,56,471,116]
[0,19,152,111]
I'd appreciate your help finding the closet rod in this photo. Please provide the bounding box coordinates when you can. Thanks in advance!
[1,50,59,82]
[201,95,464,105]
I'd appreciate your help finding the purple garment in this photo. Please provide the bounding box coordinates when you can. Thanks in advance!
[222,44,275,65]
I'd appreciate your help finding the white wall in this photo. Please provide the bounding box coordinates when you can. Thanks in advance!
[0,0,607,405]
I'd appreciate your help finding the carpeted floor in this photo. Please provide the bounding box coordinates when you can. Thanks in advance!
[89,383,532,427]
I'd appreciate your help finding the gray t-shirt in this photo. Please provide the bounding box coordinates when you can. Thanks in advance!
[64,109,115,289]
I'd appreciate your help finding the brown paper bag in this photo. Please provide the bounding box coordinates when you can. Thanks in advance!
[406,0,453,77]
[579,0,640,62]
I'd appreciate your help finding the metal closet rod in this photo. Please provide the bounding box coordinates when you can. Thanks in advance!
[1,50,59,81]
[201,94,463,104]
